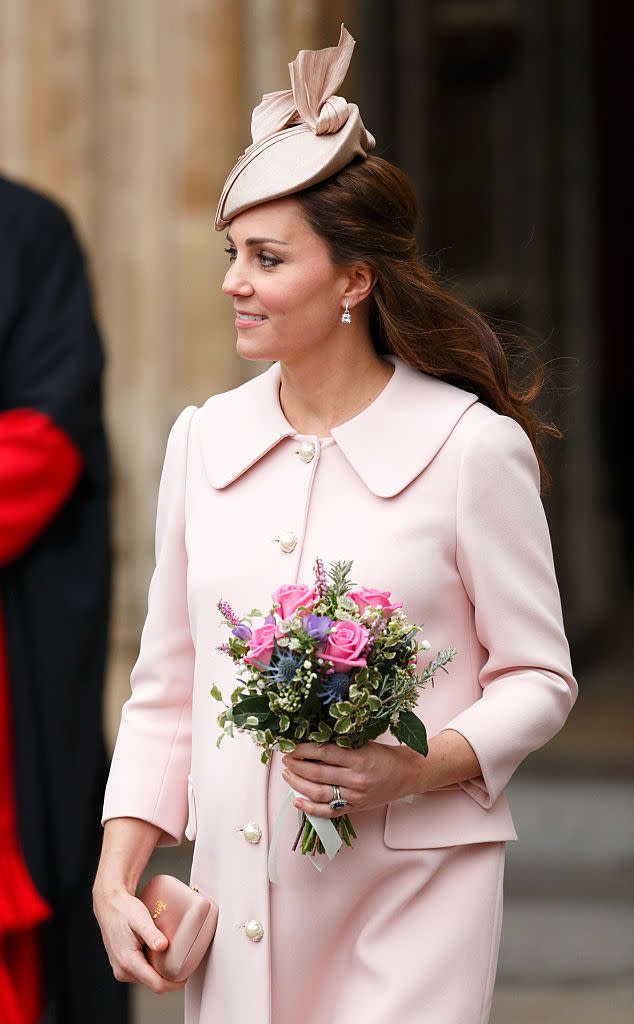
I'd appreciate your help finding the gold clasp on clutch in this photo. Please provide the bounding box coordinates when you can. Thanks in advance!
[152,899,167,919]
[190,885,200,892]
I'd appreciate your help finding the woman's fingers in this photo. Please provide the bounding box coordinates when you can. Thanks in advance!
[128,898,169,953]
[116,948,186,993]
[94,887,186,992]
[282,765,359,809]
[282,757,363,790]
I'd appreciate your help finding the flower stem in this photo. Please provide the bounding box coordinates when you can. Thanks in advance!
[292,813,306,851]
[296,814,356,857]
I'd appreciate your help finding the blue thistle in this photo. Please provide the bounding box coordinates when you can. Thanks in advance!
[260,649,305,687]
[318,671,352,705]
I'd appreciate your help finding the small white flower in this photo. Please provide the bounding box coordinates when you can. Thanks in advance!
[421,639,431,650]
[303,659,311,669]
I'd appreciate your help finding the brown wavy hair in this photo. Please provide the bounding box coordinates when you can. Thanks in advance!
[295,154,562,494]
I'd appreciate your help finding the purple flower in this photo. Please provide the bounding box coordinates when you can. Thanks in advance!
[264,613,277,625]
[302,614,332,640]
[313,556,328,597]
[231,623,252,641]
[217,599,241,626]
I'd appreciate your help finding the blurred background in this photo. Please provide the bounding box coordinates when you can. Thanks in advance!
[1,1,632,1022]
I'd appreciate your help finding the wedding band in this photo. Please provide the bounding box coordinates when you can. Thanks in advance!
[329,784,347,810]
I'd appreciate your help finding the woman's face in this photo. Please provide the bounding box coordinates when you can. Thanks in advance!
[221,197,360,364]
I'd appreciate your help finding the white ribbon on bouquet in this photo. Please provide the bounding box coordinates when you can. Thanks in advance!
[267,786,415,884]
[268,786,343,884]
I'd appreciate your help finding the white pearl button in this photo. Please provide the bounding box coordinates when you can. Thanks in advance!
[278,530,298,553]
[243,821,262,844]
[297,440,316,463]
[245,919,264,942]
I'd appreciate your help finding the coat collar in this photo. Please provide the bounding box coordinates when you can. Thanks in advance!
[199,353,479,498]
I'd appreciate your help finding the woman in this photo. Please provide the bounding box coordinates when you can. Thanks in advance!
[93,25,578,1024]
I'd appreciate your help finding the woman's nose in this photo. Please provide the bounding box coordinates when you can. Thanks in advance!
[221,265,254,296]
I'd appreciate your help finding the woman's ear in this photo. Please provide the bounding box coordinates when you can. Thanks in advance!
[345,262,377,307]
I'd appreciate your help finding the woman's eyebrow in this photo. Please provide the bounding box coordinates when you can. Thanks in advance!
[225,233,290,246]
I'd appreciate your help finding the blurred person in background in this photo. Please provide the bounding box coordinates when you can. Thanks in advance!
[0,175,127,1023]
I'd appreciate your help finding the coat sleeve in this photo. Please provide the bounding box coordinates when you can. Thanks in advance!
[101,404,197,846]
[442,413,578,809]
[0,408,82,565]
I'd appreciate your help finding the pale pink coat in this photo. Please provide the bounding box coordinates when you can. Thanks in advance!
[102,353,578,1022]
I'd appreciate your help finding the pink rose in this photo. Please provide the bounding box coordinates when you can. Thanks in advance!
[319,620,370,673]
[271,583,319,620]
[347,587,404,619]
[243,623,280,667]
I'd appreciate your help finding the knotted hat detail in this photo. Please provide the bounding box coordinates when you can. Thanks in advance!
[214,23,375,229]
[249,25,360,146]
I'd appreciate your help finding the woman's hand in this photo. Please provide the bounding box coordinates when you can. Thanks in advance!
[281,740,422,818]
[92,883,186,994]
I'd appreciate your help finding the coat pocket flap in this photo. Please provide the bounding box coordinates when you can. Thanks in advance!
[383,788,518,849]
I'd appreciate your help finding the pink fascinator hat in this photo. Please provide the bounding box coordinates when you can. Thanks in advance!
[214,23,376,230]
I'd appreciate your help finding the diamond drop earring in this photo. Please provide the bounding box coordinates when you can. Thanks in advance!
[341,300,351,324]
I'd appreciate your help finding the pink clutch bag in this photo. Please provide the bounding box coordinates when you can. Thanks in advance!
[138,874,218,983]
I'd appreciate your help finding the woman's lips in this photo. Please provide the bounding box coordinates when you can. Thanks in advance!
[235,314,268,328]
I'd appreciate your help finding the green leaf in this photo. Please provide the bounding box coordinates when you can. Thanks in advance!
[362,719,388,742]
[215,733,225,748]
[232,695,269,715]
[277,738,296,753]
[231,685,245,703]
[334,717,354,734]
[367,695,382,711]
[234,711,271,728]
[335,735,353,748]
[335,701,355,716]
[210,684,224,702]
[308,721,333,742]
[393,710,428,756]
[278,714,290,732]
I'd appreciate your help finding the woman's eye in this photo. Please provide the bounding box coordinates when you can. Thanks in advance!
[223,246,281,268]
[259,252,282,267]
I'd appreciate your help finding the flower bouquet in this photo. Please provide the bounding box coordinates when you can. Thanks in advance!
[211,558,456,878]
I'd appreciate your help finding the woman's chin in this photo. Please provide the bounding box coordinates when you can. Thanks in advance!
[235,336,279,362]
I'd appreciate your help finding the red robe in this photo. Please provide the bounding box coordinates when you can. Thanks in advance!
[0,408,81,1024]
